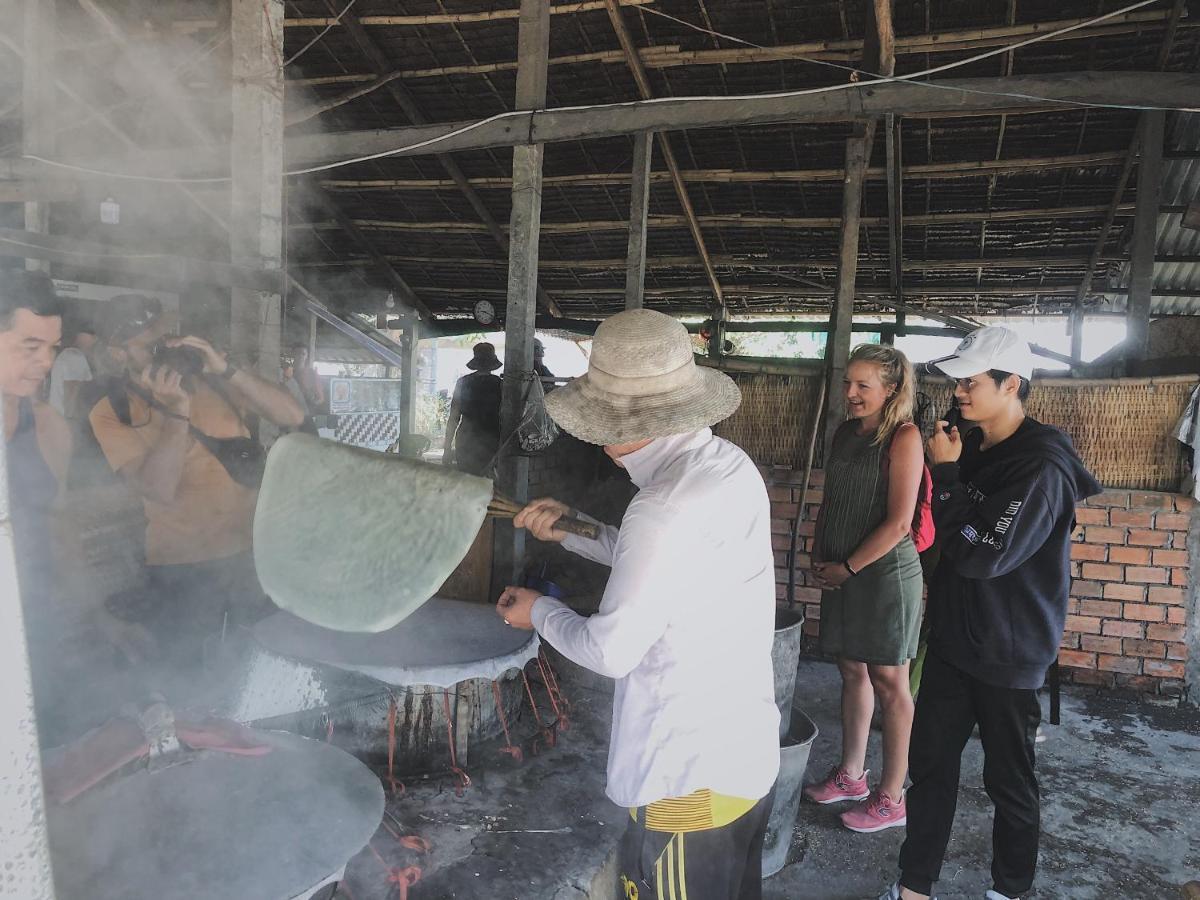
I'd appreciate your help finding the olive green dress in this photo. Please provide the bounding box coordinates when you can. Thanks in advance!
[818,423,923,665]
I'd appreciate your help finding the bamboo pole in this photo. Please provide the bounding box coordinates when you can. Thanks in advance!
[296,203,1135,235]
[375,284,1098,299]
[281,10,1186,86]
[314,151,1129,190]
[293,253,1125,272]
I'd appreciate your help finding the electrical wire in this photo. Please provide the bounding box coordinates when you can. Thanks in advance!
[0,235,172,261]
[284,0,359,67]
[20,0,1199,184]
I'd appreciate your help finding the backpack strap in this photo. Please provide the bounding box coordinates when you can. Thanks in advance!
[106,377,134,427]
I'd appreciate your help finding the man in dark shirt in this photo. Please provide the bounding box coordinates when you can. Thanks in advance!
[878,326,1100,900]
[443,341,503,476]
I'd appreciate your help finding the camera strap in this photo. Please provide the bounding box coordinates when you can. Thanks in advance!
[121,378,252,460]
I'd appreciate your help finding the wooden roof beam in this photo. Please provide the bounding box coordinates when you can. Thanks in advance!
[176,0,651,32]
[60,73,1200,178]
[282,72,1200,171]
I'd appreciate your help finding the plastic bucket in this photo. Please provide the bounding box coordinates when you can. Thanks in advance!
[762,707,819,878]
[772,609,805,737]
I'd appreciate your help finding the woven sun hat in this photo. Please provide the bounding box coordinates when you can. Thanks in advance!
[466,341,502,371]
[544,308,742,445]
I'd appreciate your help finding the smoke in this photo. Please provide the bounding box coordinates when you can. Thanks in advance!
[0,0,335,750]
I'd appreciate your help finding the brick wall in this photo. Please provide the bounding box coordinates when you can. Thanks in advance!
[763,467,1195,698]
[766,467,826,641]
[1062,490,1192,697]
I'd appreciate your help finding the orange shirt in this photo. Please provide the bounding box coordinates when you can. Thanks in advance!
[90,381,257,566]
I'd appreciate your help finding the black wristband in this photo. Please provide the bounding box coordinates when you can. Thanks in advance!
[219,364,238,380]
[844,560,858,576]
[161,408,188,422]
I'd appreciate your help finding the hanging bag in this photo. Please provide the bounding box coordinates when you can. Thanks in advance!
[120,379,266,489]
[517,372,560,452]
[883,423,936,553]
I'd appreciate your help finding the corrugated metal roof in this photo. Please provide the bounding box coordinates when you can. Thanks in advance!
[1107,112,1200,315]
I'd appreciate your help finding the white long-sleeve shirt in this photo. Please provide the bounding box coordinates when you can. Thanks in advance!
[531,428,781,809]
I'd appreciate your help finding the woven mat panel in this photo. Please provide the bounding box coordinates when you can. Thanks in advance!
[715,373,824,469]
[715,372,1193,491]
[915,377,1195,491]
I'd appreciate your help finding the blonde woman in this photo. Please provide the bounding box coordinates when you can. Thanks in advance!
[803,344,925,834]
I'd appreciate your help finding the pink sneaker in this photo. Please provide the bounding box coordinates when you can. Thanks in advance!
[803,766,870,805]
[840,790,907,833]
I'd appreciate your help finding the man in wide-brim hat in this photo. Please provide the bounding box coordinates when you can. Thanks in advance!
[497,309,781,900]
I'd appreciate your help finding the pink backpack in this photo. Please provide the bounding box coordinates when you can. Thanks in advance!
[884,424,936,553]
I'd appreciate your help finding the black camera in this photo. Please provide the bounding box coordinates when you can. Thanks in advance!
[151,341,206,378]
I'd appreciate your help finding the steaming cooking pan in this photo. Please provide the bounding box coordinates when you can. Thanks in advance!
[255,433,499,633]
[46,731,383,900]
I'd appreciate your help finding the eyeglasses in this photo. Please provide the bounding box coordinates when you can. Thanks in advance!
[953,378,980,392]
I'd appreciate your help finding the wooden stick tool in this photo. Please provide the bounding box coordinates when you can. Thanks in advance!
[486,494,600,540]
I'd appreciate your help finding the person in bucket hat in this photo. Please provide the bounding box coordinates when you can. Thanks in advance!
[496,309,780,900]
[443,341,503,475]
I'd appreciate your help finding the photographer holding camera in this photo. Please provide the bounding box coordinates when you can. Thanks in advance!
[89,295,304,663]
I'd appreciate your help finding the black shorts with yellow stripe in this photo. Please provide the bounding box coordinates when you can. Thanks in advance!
[617,787,775,900]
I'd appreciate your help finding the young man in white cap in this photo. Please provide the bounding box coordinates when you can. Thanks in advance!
[878,326,1100,900]
[495,308,780,900]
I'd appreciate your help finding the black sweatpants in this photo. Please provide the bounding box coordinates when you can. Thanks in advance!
[618,788,774,900]
[899,651,1041,899]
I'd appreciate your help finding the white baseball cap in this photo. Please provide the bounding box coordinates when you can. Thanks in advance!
[929,326,1035,380]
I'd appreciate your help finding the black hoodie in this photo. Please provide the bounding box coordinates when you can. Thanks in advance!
[927,417,1102,689]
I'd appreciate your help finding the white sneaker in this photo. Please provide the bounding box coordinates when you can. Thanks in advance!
[986,891,1019,900]
[876,882,937,900]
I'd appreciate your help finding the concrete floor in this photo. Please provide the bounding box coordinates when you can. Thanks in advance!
[764,661,1200,900]
[337,659,1200,900]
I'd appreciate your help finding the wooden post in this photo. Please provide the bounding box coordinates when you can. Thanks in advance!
[307,312,318,367]
[398,316,418,435]
[496,0,551,587]
[1126,109,1165,367]
[885,115,905,338]
[824,0,890,455]
[824,127,875,455]
[1074,0,1183,364]
[231,0,285,441]
[22,0,55,271]
[625,131,654,309]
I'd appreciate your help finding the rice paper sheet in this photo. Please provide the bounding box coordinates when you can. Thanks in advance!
[254,434,492,633]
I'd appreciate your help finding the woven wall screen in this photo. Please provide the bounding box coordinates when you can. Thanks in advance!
[715,373,1197,491]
